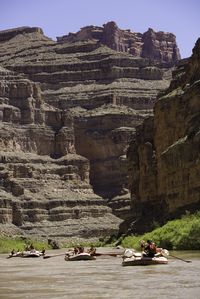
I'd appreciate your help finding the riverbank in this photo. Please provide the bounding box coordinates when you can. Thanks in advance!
[0,235,105,254]
[0,236,52,253]
[1,211,200,253]
[121,211,200,250]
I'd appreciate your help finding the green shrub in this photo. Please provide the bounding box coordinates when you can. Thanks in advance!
[0,237,51,253]
[121,211,200,250]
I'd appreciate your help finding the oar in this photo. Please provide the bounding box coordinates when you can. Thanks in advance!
[169,253,192,263]
[6,252,22,259]
[94,252,123,257]
[6,255,13,259]
[94,253,117,257]
[43,252,70,259]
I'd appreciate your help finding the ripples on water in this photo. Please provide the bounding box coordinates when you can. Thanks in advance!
[0,251,200,299]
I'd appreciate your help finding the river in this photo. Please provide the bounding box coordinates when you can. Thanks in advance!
[0,250,200,299]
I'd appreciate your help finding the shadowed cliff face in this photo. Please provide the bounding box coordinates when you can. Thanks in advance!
[0,23,180,240]
[126,39,200,234]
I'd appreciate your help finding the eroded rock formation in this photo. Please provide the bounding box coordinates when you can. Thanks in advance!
[0,69,120,241]
[0,23,180,240]
[126,39,200,233]
[58,21,180,65]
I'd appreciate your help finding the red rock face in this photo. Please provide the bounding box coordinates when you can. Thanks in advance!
[141,28,181,64]
[58,21,181,65]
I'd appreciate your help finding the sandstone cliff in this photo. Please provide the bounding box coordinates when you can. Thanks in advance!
[126,39,200,233]
[0,23,179,240]
[58,21,180,65]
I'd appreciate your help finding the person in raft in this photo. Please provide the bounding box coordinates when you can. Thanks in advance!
[141,240,157,257]
[87,245,96,255]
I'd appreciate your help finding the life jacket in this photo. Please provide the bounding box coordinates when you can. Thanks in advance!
[144,242,157,256]
[149,243,157,254]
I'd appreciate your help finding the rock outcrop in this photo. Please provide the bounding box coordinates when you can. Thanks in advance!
[0,23,180,240]
[126,39,200,233]
[0,66,120,241]
[58,21,180,65]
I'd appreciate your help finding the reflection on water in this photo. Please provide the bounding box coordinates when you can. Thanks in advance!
[0,251,200,299]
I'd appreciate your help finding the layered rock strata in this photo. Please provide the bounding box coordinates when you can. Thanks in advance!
[0,65,121,241]
[0,23,179,239]
[126,39,200,233]
[57,21,180,65]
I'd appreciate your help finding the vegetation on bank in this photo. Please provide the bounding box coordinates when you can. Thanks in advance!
[63,239,104,249]
[1,212,200,253]
[0,236,105,254]
[0,237,51,254]
[121,212,200,250]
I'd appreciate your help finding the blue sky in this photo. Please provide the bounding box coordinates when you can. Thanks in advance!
[1,0,200,58]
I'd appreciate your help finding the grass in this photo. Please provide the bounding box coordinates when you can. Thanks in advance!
[121,211,200,250]
[0,237,106,254]
[1,212,200,253]
[0,237,51,254]
[63,239,106,249]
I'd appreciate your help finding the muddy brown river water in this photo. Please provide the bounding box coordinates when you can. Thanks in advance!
[0,250,200,299]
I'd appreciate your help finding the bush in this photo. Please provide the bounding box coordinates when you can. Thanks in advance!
[0,236,50,253]
[121,211,200,250]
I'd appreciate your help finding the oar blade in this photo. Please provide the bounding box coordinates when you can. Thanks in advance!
[170,254,192,263]
[43,252,71,259]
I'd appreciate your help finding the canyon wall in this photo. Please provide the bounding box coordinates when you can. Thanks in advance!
[58,21,180,65]
[0,22,179,240]
[126,39,200,233]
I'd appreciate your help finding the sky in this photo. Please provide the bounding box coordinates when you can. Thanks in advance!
[1,0,200,58]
